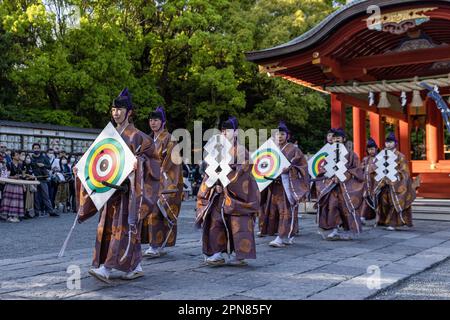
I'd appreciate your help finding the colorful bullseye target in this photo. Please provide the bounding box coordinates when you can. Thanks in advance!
[84,138,125,193]
[251,139,291,192]
[308,144,333,179]
[75,122,136,210]
[252,150,281,183]
[311,152,327,178]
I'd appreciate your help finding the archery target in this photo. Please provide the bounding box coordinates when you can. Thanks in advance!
[252,150,280,183]
[308,143,334,179]
[311,152,327,177]
[85,138,125,193]
[251,138,290,192]
[75,122,136,210]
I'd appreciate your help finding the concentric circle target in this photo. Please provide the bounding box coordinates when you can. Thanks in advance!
[311,152,327,177]
[84,138,125,193]
[252,150,281,182]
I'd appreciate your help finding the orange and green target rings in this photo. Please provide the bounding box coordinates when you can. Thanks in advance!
[311,152,328,177]
[85,138,125,193]
[252,150,280,183]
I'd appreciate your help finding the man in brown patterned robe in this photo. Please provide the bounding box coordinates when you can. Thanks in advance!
[315,128,364,240]
[259,121,310,247]
[310,128,336,200]
[360,137,379,224]
[75,89,160,283]
[373,133,415,230]
[141,106,184,258]
[196,117,260,266]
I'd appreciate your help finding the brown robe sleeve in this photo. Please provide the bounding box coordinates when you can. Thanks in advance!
[195,178,214,227]
[285,145,310,203]
[157,132,184,220]
[345,151,364,182]
[196,145,260,224]
[390,151,416,210]
[223,146,260,216]
[133,133,161,224]
[76,177,98,223]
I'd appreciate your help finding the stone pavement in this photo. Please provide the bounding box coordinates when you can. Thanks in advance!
[2,201,450,300]
[373,256,450,300]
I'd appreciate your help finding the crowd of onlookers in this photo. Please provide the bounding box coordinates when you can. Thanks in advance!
[182,161,206,201]
[0,143,80,223]
[0,142,207,223]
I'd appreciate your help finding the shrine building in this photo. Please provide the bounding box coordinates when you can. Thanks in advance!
[246,0,450,198]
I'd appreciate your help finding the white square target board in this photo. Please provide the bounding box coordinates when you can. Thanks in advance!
[75,122,137,210]
[251,138,291,192]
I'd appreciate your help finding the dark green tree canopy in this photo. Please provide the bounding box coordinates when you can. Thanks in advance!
[0,0,347,152]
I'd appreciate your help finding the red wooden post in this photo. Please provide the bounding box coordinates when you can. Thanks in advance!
[426,99,439,167]
[331,94,346,129]
[437,109,445,161]
[352,107,366,159]
[399,119,411,162]
[369,111,384,148]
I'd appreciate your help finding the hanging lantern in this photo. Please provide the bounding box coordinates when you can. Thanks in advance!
[377,91,391,108]
[410,90,424,108]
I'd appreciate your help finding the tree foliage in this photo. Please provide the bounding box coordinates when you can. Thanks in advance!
[0,0,347,152]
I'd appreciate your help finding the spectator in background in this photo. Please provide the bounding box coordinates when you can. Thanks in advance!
[47,148,58,208]
[54,155,71,213]
[191,164,202,197]
[182,169,192,201]
[69,155,77,167]
[0,157,8,203]
[0,151,25,223]
[23,154,34,176]
[30,143,59,217]
[19,151,26,163]
[0,145,12,167]
[22,154,37,218]
[68,154,77,212]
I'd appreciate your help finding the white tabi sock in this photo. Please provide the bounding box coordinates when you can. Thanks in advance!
[207,252,224,261]
[98,265,112,278]
[133,263,143,273]
[274,236,283,244]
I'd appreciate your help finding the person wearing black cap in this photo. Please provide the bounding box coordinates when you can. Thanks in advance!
[196,116,260,266]
[258,121,310,247]
[360,138,379,225]
[374,132,415,231]
[315,128,364,240]
[75,88,161,283]
[141,106,184,258]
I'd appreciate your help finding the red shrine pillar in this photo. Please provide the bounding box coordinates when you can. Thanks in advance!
[331,94,345,129]
[437,109,445,161]
[399,118,411,162]
[426,99,439,167]
[394,122,400,144]
[352,107,366,159]
[369,111,384,148]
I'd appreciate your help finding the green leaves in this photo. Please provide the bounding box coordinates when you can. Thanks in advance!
[0,0,341,152]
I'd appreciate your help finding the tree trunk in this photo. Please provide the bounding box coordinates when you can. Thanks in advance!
[46,83,61,109]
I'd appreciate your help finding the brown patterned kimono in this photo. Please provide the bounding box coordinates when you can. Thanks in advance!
[259,142,310,237]
[141,129,183,248]
[196,143,260,260]
[76,123,160,273]
[360,155,377,220]
[373,150,415,227]
[315,148,364,234]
